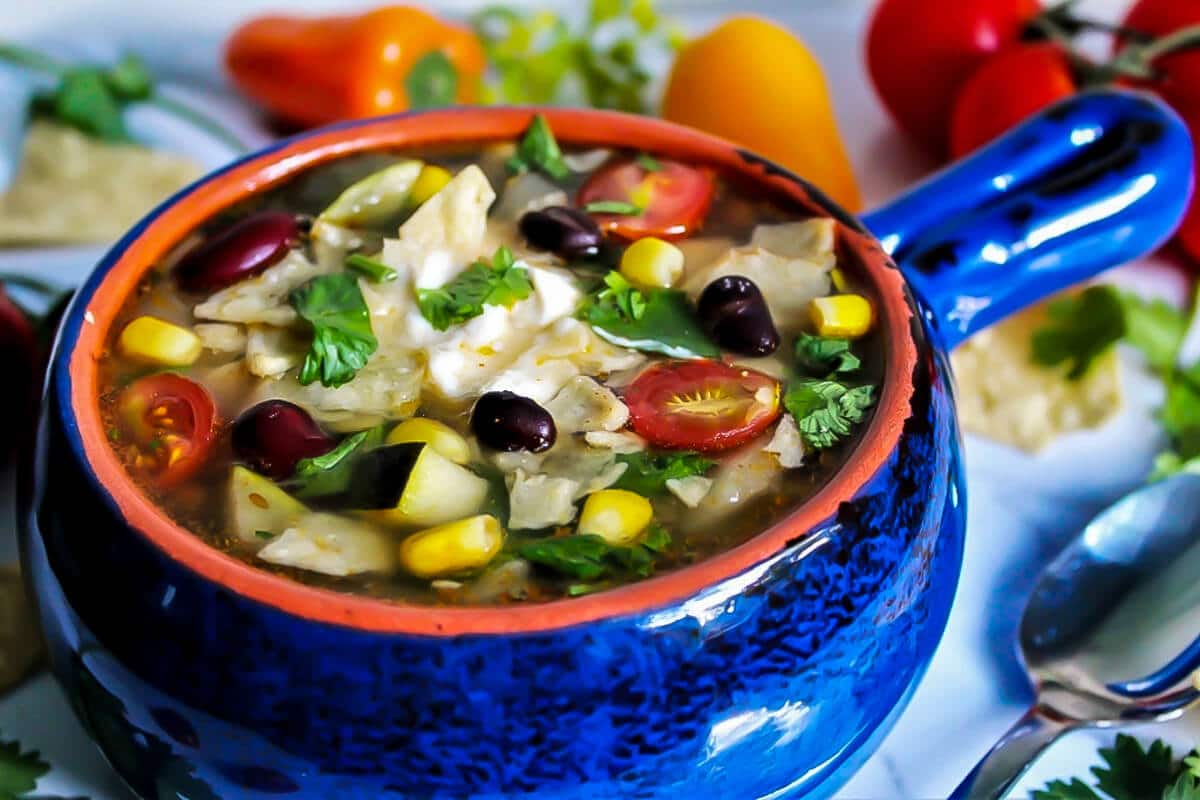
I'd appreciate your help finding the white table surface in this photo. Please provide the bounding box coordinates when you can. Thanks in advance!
[4,1,1196,798]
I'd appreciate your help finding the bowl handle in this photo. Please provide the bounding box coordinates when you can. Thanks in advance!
[860,89,1194,350]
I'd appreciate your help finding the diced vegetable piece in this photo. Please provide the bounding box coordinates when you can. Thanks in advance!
[386,418,471,464]
[665,475,713,508]
[409,164,453,207]
[316,160,423,228]
[228,465,308,544]
[577,489,653,545]
[619,237,685,288]
[193,322,246,353]
[544,376,629,435]
[398,514,504,578]
[584,430,647,454]
[507,469,580,530]
[117,316,202,367]
[811,294,873,339]
[373,446,489,528]
[257,512,396,577]
[763,414,806,468]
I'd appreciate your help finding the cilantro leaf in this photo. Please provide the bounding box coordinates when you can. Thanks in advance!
[1121,291,1189,375]
[585,200,642,215]
[345,254,398,283]
[613,451,715,495]
[104,54,154,101]
[795,333,861,376]
[46,68,128,141]
[290,426,387,500]
[1032,286,1127,380]
[506,114,570,181]
[783,379,876,450]
[0,735,50,797]
[1164,774,1200,800]
[636,153,661,172]
[290,273,378,388]
[417,246,533,331]
[582,274,718,359]
[518,525,672,581]
[1093,734,1178,800]
[405,50,458,109]
[1162,364,1200,463]
[1031,778,1103,800]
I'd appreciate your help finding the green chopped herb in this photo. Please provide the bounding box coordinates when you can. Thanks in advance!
[581,273,719,359]
[254,530,274,540]
[783,379,876,450]
[1031,734,1199,800]
[505,114,570,181]
[0,733,50,798]
[417,246,533,330]
[584,200,642,216]
[44,68,127,141]
[405,50,458,109]
[636,152,662,172]
[518,525,673,581]
[103,53,154,100]
[567,582,609,597]
[613,451,715,495]
[587,272,647,323]
[795,333,862,376]
[290,273,378,388]
[290,426,387,500]
[345,253,398,283]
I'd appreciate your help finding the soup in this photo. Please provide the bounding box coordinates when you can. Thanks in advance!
[98,116,882,605]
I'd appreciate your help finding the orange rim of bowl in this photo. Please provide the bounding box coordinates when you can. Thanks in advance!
[64,107,919,636]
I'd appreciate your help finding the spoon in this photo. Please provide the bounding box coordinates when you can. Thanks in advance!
[951,473,1200,799]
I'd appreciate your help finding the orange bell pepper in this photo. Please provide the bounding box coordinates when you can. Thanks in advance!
[225,6,486,129]
[662,16,861,213]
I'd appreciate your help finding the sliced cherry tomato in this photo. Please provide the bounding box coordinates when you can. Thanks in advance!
[867,0,1041,156]
[949,43,1078,158]
[578,159,715,241]
[116,373,218,488]
[624,360,780,452]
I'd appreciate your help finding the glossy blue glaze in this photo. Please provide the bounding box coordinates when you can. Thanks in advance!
[863,90,1194,349]
[20,90,1193,799]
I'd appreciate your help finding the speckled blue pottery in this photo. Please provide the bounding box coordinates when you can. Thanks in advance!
[20,91,1194,799]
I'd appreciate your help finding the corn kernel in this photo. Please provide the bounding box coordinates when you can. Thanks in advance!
[409,165,453,207]
[577,489,653,545]
[386,418,471,464]
[118,316,202,366]
[830,268,849,293]
[811,294,873,339]
[398,514,503,579]
[619,237,685,288]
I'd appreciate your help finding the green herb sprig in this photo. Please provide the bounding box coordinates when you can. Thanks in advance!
[0,733,50,799]
[417,246,533,331]
[613,451,715,495]
[783,380,876,450]
[505,114,570,181]
[580,272,719,359]
[290,273,378,388]
[290,426,387,499]
[1032,734,1200,800]
[517,524,671,583]
[345,254,398,283]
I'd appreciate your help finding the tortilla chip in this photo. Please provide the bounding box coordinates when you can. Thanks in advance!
[0,120,201,245]
[950,297,1123,452]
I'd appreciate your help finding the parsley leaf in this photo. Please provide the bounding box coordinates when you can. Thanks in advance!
[518,525,672,581]
[1032,778,1103,800]
[405,50,458,109]
[613,451,715,495]
[506,114,570,181]
[46,68,128,141]
[1121,292,1189,375]
[417,246,533,331]
[1164,774,1200,800]
[345,254,397,283]
[582,273,719,359]
[795,333,861,376]
[783,379,876,450]
[290,426,387,500]
[636,152,662,172]
[1094,734,1178,800]
[584,200,642,215]
[254,530,274,540]
[289,273,378,388]
[0,735,50,797]
[1032,287,1128,380]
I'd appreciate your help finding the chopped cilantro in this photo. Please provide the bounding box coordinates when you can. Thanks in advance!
[290,273,378,388]
[636,153,662,172]
[613,451,715,495]
[0,733,50,798]
[587,272,647,323]
[254,530,274,540]
[417,246,533,331]
[581,272,718,359]
[783,379,876,450]
[290,426,387,500]
[795,333,862,376]
[1031,735,1199,800]
[518,525,672,581]
[345,253,397,283]
[584,200,642,216]
[506,114,570,181]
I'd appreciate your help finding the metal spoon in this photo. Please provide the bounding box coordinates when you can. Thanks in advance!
[951,473,1200,799]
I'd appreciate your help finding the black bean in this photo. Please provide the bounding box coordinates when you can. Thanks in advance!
[471,391,557,453]
[698,275,781,357]
[519,206,603,260]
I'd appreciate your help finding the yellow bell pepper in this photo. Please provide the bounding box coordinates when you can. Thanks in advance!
[662,16,861,213]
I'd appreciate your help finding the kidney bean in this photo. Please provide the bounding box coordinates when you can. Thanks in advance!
[174,211,299,293]
[232,400,336,478]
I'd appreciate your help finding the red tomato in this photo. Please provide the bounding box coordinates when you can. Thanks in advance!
[867,0,1041,156]
[949,43,1078,158]
[578,159,715,241]
[1173,102,1200,264]
[116,373,218,488]
[1118,1,1200,110]
[624,361,781,452]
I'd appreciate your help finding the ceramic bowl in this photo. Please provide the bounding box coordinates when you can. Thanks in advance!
[20,91,1193,799]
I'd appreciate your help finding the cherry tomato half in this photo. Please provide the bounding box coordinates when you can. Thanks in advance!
[578,159,715,241]
[116,373,218,488]
[866,0,1041,156]
[949,43,1078,158]
[624,361,781,452]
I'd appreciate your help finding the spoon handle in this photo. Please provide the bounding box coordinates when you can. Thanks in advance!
[948,705,1081,800]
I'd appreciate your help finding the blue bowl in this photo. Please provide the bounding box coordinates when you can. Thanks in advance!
[20,91,1193,799]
